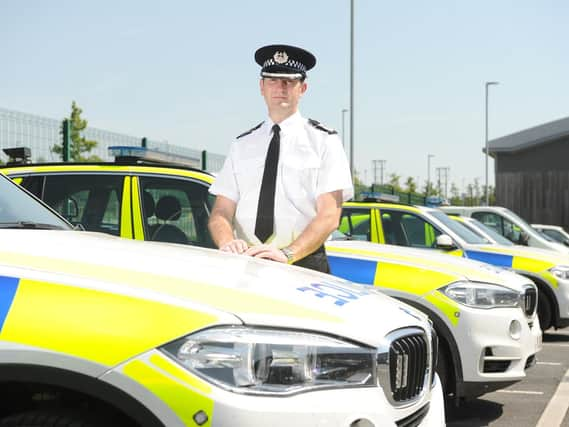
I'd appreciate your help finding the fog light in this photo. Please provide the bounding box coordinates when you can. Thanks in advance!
[509,320,522,340]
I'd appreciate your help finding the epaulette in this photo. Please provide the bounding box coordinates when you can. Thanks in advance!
[308,118,338,135]
[236,122,264,139]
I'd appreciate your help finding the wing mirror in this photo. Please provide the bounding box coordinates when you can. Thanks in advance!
[435,234,457,250]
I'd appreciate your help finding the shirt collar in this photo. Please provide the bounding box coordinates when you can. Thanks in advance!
[266,111,303,135]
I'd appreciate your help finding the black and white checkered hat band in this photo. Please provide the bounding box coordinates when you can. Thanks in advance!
[262,58,307,72]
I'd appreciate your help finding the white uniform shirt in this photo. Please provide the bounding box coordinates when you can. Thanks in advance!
[209,111,354,249]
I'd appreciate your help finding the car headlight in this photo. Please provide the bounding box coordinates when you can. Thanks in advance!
[160,326,375,395]
[442,281,521,309]
[549,265,569,280]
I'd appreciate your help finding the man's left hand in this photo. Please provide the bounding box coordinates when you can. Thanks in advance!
[245,245,287,263]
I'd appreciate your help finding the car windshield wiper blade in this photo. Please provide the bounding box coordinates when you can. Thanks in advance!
[0,221,66,230]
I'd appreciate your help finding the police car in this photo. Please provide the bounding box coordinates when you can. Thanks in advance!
[0,171,446,426]
[326,239,541,400]
[440,206,569,254]
[0,150,541,403]
[341,201,569,332]
[531,224,569,248]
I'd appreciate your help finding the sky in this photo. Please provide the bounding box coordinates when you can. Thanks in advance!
[1,0,568,194]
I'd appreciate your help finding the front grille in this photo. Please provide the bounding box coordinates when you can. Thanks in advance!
[524,287,537,316]
[396,403,430,427]
[389,332,428,402]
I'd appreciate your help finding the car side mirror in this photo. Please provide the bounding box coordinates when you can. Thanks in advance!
[519,231,530,246]
[435,234,457,251]
[563,239,569,248]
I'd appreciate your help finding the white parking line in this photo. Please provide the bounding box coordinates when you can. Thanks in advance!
[536,368,569,427]
[496,390,543,395]
[537,362,562,366]
[542,343,569,347]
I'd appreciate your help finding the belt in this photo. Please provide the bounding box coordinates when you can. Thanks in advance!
[292,245,329,273]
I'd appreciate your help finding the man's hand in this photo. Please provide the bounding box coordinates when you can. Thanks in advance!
[246,245,288,263]
[220,239,249,254]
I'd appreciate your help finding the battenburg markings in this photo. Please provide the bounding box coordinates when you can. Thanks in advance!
[0,276,19,333]
[328,255,377,285]
[465,250,513,268]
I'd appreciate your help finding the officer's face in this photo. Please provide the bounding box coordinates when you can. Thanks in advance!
[260,78,307,112]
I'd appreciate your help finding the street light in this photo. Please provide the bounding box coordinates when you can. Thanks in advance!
[341,108,348,150]
[485,81,499,206]
[427,154,435,196]
[349,0,355,182]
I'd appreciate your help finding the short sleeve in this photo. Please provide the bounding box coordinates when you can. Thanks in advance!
[209,144,239,202]
[316,134,354,201]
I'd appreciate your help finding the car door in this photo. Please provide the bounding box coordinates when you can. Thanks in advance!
[339,207,381,242]
[132,175,215,248]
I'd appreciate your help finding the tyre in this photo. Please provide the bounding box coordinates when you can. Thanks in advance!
[436,343,453,398]
[0,410,126,427]
[537,291,553,332]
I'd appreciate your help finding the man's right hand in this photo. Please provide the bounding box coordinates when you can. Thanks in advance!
[219,239,249,254]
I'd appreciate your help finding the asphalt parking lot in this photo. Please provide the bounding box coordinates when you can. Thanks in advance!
[446,327,569,427]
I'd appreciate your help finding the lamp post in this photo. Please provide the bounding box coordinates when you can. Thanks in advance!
[341,108,348,150]
[427,154,434,196]
[485,81,499,206]
[349,0,355,182]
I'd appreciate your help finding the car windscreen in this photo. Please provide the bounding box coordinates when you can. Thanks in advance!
[0,174,71,230]
[430,210,488,244]
[504,208,545,241]
[468,219,514,246]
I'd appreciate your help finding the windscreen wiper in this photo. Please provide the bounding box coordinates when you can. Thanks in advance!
[0,221,66,230]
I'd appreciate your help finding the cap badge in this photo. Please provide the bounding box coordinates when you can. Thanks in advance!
[273,51,288,64]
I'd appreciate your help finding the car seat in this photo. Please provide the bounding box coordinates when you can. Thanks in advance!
[150,195,188,244]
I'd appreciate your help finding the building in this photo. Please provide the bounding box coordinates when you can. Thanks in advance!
[488,116,569,230]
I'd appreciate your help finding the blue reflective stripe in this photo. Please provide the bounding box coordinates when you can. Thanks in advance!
[0,276,19,333]
[465,250,513,268]
[328,256,377,285]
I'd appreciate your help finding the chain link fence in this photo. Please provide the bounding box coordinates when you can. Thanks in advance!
[0,107,224,173]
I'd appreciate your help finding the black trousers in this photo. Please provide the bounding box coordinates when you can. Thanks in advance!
[293,245,330,273]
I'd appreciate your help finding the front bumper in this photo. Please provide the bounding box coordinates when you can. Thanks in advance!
[109,351,446,427]
[456,305,541,396]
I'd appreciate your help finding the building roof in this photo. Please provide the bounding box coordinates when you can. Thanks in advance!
[487,115,569,155]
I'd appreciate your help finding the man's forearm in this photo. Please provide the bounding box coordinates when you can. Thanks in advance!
[208,214,236,248]
[286,212,339,263]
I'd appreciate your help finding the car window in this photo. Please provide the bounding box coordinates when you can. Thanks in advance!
[339,208,372,241]
[430,210,487,244]
[467,219,513,245]
[0,174,71,229]
[36,174,124,235]
[380,210,441,248]
[139,176,214,248]
[471,211,522,244]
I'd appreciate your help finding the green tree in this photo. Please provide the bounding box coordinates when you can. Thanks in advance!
[404,176,417,194]
[352,171,367,200]
[52,101,101,162]
[388,173,402,192]
[449,182,461,205]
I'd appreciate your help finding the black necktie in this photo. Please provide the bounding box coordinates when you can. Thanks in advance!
[255,124,280,242]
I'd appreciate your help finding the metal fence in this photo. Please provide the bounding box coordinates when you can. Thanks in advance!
[0,107,224,172]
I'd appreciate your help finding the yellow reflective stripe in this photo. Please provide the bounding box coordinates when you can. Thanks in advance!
[3,165,214,184]
[448,249,464,257]
[370,209,381,243]
[120,176,133,238]
[371,261,456,294]
[0,251,341,324]
[123,359,213,427]
[131,176,145,240]
[12,177,23,185]
[425,291,461,326]
[1,278,218,366]
[149,353,211,395]
[512,257,554,276]
[538,271,559,288]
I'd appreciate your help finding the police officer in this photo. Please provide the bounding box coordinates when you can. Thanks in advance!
[208,44,353,273]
